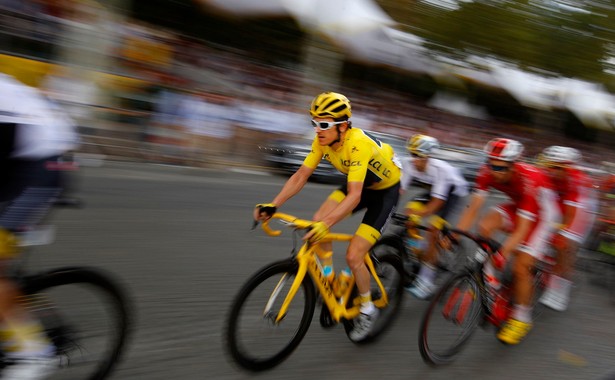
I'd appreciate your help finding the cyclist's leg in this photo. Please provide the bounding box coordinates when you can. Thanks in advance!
[347,184,399,341]
[497,250,535,345]
[543,200,595,311]
[476,204,511,283]
[498,214,551,344]
[477,204,511,238]
[424,192,462,266]
[313,188,352,280]
[407,192,466,298]
[346,225,380,342]
[0,157,61,375]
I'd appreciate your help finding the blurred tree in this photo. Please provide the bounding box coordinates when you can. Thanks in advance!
[377,0,615,90]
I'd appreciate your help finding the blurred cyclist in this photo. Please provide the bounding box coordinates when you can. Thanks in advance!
[400,134,469,299]
[598,162,615,222]
[0,73,79,378]
[537,146,597,311]
[455,138,560,345]
[253,92,401,342]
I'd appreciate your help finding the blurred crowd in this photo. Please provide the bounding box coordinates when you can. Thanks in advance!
[0,0,614,172]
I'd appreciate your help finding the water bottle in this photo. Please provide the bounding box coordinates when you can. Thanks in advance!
[405,237,426,256]
[484,261,502,289]
[333,268,352,298]
[483,260,501,311]
[473,248,488,264]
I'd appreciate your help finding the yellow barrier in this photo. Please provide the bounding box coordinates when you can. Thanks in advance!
[0,53,150,89]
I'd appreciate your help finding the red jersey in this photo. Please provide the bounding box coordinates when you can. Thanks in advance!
[474,162,555,221]
[601,174,615,194]
[550,167,594,213]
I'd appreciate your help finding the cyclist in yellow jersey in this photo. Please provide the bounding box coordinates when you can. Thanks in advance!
[254,92,401,342]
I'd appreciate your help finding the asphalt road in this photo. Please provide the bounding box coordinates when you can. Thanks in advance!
[34,161,615,380]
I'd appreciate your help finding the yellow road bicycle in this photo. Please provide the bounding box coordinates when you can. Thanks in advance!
[224,213,405,371]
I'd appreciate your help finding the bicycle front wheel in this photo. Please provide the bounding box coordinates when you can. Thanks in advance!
[342,252,404,344]
[22,267,131,380]
[419,271,483,365]
[224,259,316,371]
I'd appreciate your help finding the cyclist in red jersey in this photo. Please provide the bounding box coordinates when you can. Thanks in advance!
[537,146,598,311]
[455,138,560,345]
[598,168,615,222]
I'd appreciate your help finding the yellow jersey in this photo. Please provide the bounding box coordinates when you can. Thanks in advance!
[303,128,401,190]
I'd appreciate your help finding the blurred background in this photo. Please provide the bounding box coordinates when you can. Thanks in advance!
[1,0,614,172]
[3,2,615,379]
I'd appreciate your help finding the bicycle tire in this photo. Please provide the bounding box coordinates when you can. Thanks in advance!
[419,271,484,365]
[224,258,316,371]
[19,267,131,380]
[371,235,417,287]
[342,252,404,344]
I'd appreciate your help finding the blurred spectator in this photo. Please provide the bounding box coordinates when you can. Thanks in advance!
[177,90,238,166]
[40,66,101,134]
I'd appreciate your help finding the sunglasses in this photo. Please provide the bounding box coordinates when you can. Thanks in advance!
[489,164,511,172]
[311,120,346,130]
[411,153,426,158]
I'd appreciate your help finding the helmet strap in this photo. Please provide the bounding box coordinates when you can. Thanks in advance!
[328,127,342,147]
[327,121,349,147]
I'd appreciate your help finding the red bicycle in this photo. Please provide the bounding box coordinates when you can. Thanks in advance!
[418,227,552,365]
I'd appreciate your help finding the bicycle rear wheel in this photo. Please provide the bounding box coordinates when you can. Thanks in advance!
[371,235,417,286]
[224,259,316,371]
[20,267,130,380]
[419,271,484,365]
[342,252,404,344]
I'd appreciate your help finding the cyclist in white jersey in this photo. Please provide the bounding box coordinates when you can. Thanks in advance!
[0,73,79,379]
[400,135,469,299]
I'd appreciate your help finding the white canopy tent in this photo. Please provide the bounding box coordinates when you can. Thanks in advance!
[197,0,615,131]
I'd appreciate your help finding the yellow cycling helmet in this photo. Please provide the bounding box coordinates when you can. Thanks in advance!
[407,134,439,157]
[309,92,352,120]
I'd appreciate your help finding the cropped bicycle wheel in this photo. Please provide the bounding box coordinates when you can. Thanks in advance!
[225,258,316,371]
[419,271,484,365]
[342,252,404,344]
[371,235,417,287]
[20,267,131,380]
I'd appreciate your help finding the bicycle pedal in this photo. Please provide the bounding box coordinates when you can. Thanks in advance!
[319,304,336,329]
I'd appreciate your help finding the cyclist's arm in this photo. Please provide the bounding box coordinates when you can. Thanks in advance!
[421,166,450,217]
[500,214,532,259]
[456,192,486,231]
[271,164,315,208]
[416,197,446,217]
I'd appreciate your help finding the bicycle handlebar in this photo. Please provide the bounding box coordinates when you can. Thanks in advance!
[440,227,500,253]
[261,212,311,236]
[441,226,505,268]
[390,212,446,232]
[259,213,353,242]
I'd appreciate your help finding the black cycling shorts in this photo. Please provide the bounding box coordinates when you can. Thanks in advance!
[328,182,400,243]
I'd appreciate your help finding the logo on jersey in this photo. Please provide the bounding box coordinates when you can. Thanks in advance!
[351,146,359,153]
[341,160,361,167]
[369,158,392,178]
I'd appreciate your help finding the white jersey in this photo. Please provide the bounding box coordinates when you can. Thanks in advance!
[0,74,79,159]
[401,157,469,200]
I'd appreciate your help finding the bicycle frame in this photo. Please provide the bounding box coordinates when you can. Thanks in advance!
[443,227,552,327]
[261,213,390,323]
